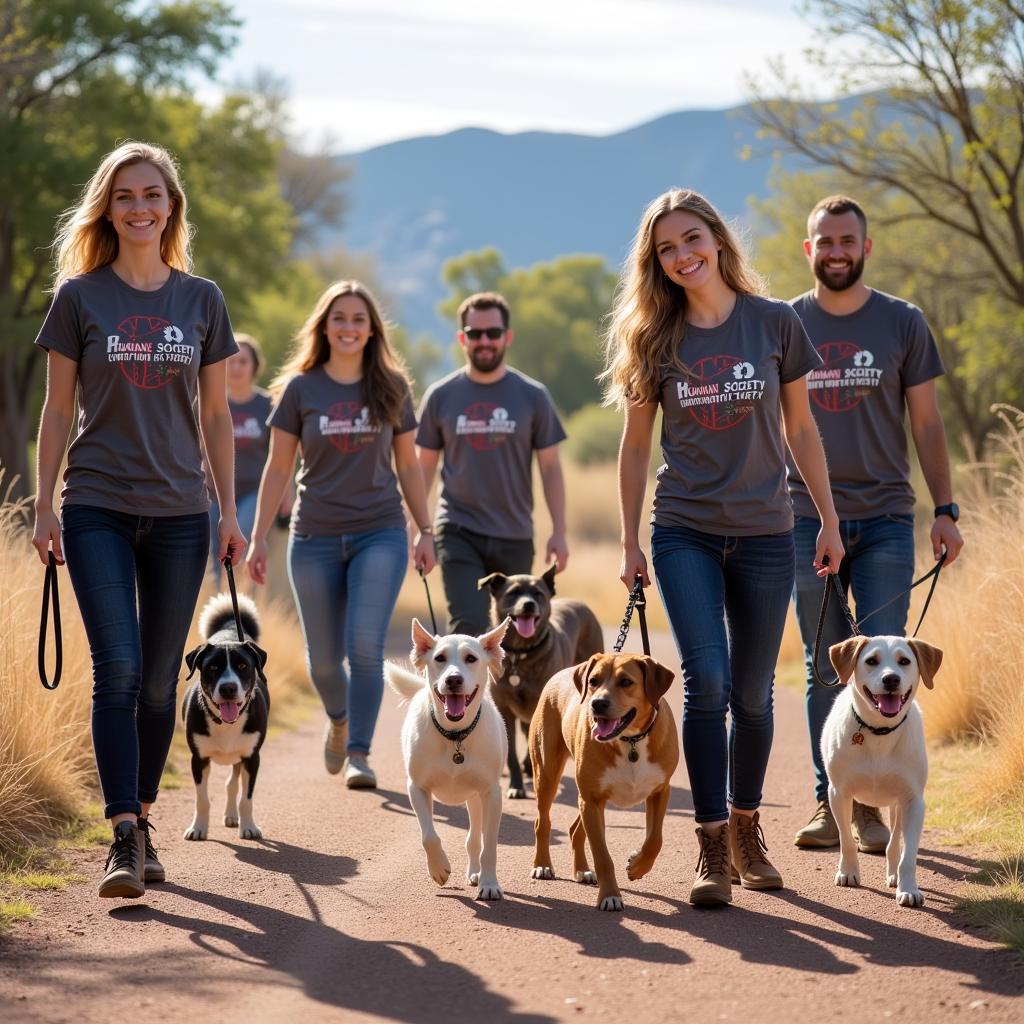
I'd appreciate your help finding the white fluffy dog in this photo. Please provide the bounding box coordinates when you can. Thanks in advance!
[823,634,943,907]
[385,617,510,900]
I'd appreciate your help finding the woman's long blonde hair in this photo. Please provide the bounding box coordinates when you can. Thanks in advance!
[602,189,766,408]
[272,280,412,428]
[52,141,192,287]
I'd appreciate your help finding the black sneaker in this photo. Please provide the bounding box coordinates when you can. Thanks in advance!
[137,817,165,883]
[99,821,145,899]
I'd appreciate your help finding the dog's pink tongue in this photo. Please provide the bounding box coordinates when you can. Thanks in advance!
[878,693,903,717]
[443,693,468,720]
[514,615,537,638]
[218,701,241,724]
[592,717,621,741]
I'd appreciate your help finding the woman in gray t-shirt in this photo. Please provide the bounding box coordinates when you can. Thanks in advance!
[247,281,436,789]
[603,188,844,907]
[31,141,243,900]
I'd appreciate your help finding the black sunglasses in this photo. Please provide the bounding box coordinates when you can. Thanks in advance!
[463,327,505,341]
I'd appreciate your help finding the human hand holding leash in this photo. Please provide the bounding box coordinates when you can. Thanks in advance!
[620,542,650,589]
[31,505,64,566]
[217,513,247,567]
[414,531,436,574]
[931,517,963,565]
[813,523,844,578]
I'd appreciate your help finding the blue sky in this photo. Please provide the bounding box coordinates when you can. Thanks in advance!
[212,0,821,151]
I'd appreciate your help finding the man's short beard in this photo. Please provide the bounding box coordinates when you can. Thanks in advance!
[814,254,866,292]
[469,347,505,372]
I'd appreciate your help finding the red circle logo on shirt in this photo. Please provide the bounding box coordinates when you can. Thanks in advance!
[457,402,515,451]
[809,341,874,413]
[322,401,377,453]
[110,316,193,390]
[681,355,757,431]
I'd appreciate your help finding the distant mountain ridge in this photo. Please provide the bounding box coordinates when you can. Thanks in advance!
[334,98,851,338]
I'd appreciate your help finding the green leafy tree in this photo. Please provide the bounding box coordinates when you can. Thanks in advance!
[0,0,246,499]
[440,249,617,415]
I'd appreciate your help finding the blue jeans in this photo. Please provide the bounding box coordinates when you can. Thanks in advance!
[61,505,210,818]
[287,527,407,755]
[652,524,795,824]
[208,491,258,582]
[793,513,916,801]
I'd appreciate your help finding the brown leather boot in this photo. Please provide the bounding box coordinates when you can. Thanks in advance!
[689,823,732,906]
[729,810,783,890]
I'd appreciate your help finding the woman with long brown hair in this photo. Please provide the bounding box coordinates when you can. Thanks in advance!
[604,188,843,906]
[31,141,242,898]
[247,280,435,789]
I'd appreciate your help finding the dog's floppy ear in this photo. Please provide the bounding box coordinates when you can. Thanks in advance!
[245,641,268,682]
[640,656,674,707]
[908,639,943,690]
[410,618,436,668]
[477,572,508,595]
[573,653,602,695]
[828,636,868,685]
[541,563,557,596]
[184,643,208,680]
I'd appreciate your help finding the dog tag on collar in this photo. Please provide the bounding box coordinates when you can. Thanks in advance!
[453,750,465,765]
[508,673,520,687]
[628,748,639,763]
[852,732,865,746]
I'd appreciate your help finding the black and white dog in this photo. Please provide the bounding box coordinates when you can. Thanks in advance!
[181,593,269,841]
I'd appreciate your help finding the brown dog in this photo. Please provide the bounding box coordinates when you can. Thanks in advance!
[479,565,603,799]
[529,653,678,911]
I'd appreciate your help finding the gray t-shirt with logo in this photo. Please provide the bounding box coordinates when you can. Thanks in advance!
[270,367,415,536]
[229,389,273,499]
[34,265,237,516]
[653,294,821,536]
[787,290,945,520]
[416,368,566,540]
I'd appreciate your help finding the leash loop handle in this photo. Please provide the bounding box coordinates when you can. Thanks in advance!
[222,551,245,642]
[38,551,63,691]
[614,574,651,657]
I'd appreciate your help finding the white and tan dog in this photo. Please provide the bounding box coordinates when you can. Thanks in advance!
[385,617,511,900]
[823,635,942,907]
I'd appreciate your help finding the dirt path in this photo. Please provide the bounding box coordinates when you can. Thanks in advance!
[2,629,1022,1023]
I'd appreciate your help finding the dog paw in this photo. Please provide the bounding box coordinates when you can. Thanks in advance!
[468,870,480,886]
[835,870,860,887]
[239,823,263,840]
[426,847,451,887]
[476,883,504,901]
[896,888,925,907]
[224,813,239,828]
[531,866,554,880]
[183,824,207,841]
[598,895,623,912]
[575,870,597,885]
[626,849,653,881]
[887,872,898,889]
[506,786,526,800]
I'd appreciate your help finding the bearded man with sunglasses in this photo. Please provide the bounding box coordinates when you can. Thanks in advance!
[416,292,568,636]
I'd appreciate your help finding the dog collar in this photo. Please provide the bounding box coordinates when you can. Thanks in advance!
[620,710,658,763]
[429,701,483,764]
[850,706,908,745]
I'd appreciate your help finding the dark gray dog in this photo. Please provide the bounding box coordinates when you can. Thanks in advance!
[478,565,603,798]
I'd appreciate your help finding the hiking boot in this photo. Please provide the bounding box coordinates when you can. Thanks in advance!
[853,801,890,854]
[137,817,165,883]
[99,821,145,899]
[729,810,783,890]
[344,753,377,789]
[324,717,349,776]
[794,799,840,849]
[689,824,732,906]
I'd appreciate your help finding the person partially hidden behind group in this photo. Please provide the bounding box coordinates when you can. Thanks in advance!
[247,280,436,789]
[31,141,245,898]
[603,188,844,906]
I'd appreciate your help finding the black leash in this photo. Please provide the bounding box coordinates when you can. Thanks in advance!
[419,567,439,635]
[812,551,948,688]
[38,551,62,690]
[614,574,651,657]
[222,552,245,642]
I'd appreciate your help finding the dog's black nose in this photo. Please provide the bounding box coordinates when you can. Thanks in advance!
[218,682,239,699]
[591,697,610,715]
[882,673,902,692]
[446,673,464,686]
[521,600,537,614]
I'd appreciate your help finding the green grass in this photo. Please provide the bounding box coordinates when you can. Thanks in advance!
[0,898,34,933]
